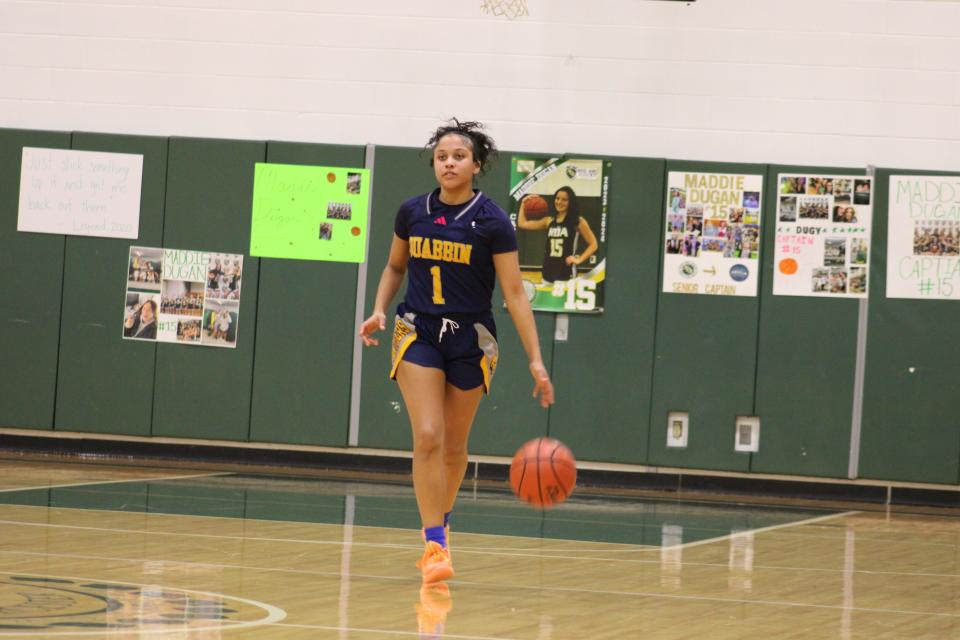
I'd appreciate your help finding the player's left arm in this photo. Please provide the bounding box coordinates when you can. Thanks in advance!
[567,218,599,266]
[493,250,555,408]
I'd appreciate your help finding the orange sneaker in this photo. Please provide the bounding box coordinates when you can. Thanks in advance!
[416,583,452,638]
[416,541,454,584]
[420,526,452,556]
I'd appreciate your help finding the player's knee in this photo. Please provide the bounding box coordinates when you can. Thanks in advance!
[413,423,445,454]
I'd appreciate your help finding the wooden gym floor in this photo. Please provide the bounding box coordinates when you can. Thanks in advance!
[1,458,959,638]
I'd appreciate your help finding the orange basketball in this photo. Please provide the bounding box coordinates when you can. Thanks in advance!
[509,437,577,508]
[522,194,549,220]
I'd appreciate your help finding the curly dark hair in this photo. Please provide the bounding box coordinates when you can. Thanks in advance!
[424,118,498,175]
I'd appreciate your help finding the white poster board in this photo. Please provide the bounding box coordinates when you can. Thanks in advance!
[886,175,960,300]
[662,172,764,296]
[123,246,243,348]
[772,174,873,298]
[18,147,143,239]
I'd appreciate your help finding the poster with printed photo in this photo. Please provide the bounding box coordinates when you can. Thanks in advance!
[887,175,960,299]
[773,174,873,298]
[508,155,610,313]
[122,246,243,348]
[662,172,763,296]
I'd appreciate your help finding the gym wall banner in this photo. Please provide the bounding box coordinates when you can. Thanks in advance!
[772,174,873,298]
[663,171,763,297]
[508,155,610,313]
[123,246,243,348]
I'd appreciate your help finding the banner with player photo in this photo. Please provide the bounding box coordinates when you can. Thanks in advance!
[123,246,243,348]
[886,175,960,299]
[508,155,610,313]
[772,174,873,298]
[662,172,763,296]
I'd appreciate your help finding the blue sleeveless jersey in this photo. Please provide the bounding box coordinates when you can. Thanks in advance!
[394,189,517,317]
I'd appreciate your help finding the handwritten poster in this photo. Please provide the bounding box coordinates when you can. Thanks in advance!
[507,155,610,313]
[773,174,873,298]
[662,171,763,296]
[250,163,370,262]
[887,175,960,299]
[18,147,143,239]
[123,246,243,348]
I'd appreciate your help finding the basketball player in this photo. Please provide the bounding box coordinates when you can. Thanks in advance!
[517,186,598,283]
[359,119,554,584]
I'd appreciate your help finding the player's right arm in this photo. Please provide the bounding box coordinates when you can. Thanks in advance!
[360,233,409,346]
[516,196,552,231]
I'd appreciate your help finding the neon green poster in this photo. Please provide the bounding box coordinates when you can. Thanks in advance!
[250,163,370,262]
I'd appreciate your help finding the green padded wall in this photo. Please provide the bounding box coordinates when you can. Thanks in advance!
[356,147,444,450]
[751,164,865,478]
[547,157,665,464]
[152,138,265,440]
[248,141,366,446]
[55,133,168,435]
[0,129,70,428]
[858,168,960,484]
[647,160,768,472]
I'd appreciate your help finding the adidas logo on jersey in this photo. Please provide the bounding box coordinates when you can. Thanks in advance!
[433,216,447,226]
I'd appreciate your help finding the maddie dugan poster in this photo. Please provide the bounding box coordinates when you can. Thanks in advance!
[123,246,243,348]
[887,175,960,300]
[662,171,763,296]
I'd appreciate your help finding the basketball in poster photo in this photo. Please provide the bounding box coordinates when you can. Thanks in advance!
[202,300,239,347]
[127,247,162,291]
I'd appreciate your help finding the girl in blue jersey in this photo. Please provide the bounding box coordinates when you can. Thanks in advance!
[359,119,554,585]
[517,186,599,283]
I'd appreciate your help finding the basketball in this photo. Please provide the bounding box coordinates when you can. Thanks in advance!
[509,437,577,508]
[522,194,549,219]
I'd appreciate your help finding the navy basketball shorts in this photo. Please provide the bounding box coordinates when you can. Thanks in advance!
[390,304,499,393]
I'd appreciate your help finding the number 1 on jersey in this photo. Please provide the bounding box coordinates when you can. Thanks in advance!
[430,265,446,305]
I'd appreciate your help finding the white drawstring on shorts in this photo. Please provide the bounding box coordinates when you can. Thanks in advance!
[439,317,459,343]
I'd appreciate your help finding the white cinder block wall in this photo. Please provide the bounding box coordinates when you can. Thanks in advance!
[2,0,959,170]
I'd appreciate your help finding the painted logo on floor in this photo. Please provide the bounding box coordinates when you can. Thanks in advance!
[0,574,285,635]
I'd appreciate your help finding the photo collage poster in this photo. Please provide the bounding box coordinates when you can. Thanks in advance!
[662,171,763,296]
[886,176,960,300]
[773,174,873,298]
[123,246,243,348]
[508,156,611,313]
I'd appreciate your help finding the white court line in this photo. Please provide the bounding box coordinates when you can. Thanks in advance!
[1,547,957,621]
[660,509,860,552]
[276,622,517,640]
[0,471,231,493]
